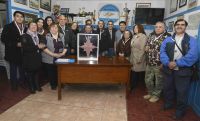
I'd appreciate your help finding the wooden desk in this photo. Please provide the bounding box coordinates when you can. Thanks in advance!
[56,56,132,100]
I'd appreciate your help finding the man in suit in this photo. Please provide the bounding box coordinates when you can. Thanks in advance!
[58,15,76,55]
[1,11,26,90]
[95,20,111,56]
[115,21,126,54]
[107,20,116,56]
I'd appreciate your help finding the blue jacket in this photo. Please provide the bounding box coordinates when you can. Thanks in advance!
[160,33,198,67]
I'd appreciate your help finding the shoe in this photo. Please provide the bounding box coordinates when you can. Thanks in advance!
[149,96,159,103]
[143,94,151,99]
[171,111,185,120]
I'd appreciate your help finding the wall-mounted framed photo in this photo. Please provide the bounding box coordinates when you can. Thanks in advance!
[40,0,51,11]
[14,0,27,5]
[170,0,178,13]
[24,12,38,25]
[188,0,197,8]
[77,33,99,61]
[29,0,39,9]
[136,3,151,8]
[179,0,187,8]
[168,21,174,32]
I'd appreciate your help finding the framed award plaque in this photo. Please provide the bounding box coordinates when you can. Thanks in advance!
[77,33,99,61]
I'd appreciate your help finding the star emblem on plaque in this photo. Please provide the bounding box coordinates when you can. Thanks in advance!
[77,34,99,60]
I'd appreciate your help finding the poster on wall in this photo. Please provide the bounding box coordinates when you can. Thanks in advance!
[168,21,174,32]
[188,12,200,30]
[170,0,178,13]
[40,0,51,11]
[77,34,99,61]
[29,0,39,9]
[14,0,27,5]
[24,12,38,25]
[188,0,197,8]
[98,4,120,25]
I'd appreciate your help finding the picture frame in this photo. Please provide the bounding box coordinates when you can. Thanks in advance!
[77,33,99,61]
[179,0,187,8]
[40,0,51,11]
[29,0,39,9]
[168,21,174,32]
[14,0,27,5]
[188,0,197,8]
[170,0,178,13]
[136,3,151,8]
[24,12,38,25]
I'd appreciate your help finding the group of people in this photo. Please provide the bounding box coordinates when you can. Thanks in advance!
[1,10,199,120]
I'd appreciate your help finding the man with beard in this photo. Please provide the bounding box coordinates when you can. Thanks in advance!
[160,19,198,119]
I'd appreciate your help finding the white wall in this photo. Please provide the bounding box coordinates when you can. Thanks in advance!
[165,0,200,37]
[53,0,165,14]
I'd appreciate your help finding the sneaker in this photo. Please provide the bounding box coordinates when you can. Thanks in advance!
[143,94,151,99]
[149,96,159,103]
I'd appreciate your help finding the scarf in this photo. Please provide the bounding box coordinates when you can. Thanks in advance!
[27,29,39,45]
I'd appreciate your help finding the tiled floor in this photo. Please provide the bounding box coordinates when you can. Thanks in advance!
[1,67,200,121]
[0,84,127,121]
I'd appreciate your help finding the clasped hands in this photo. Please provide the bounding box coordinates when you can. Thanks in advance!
[168,61,177,69]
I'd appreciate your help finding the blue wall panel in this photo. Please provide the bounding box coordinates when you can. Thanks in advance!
[188,24,200,117]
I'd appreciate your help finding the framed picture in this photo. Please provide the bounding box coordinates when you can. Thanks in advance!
[170,0,178,13]
[136,3,151,8]
[29,0,39,9]
[188,0,197,8]
[179,0,187,8]
[24,12,38,25]
[14,0,27,5]
[168,21,174,32]
[77,33,99,61]
[40,0,51,11]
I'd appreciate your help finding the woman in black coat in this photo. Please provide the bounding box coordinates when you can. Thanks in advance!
[20,22,45,93]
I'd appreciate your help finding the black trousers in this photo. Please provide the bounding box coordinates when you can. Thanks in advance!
[9,62,25,89]
[25,70,40,91]
[43,63,57,88]
[131,71,145,89]
[163,68,191,113]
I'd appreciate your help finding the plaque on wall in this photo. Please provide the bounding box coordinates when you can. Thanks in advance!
[77,33,99,61]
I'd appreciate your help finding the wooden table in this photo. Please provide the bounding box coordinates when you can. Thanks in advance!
[56,56,132,100]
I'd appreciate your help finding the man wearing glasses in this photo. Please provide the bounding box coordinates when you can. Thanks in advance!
[160,19,198,119]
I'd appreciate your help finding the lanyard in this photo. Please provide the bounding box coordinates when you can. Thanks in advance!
[154,33,164,41]
[14,21,24,35]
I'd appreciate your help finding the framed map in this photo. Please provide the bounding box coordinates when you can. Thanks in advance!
[40,0,51,11]
[77,33,99,61]
[29,0,39,9]
[24,12,38,25]
[99,4,120,25]
[14,0,27,5]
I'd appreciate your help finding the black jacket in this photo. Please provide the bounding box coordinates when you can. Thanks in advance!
[58,25,76,49]
[1,22,27,64]
[106,28,116,48]
[20,34,45,71]
[94,28,111,53]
